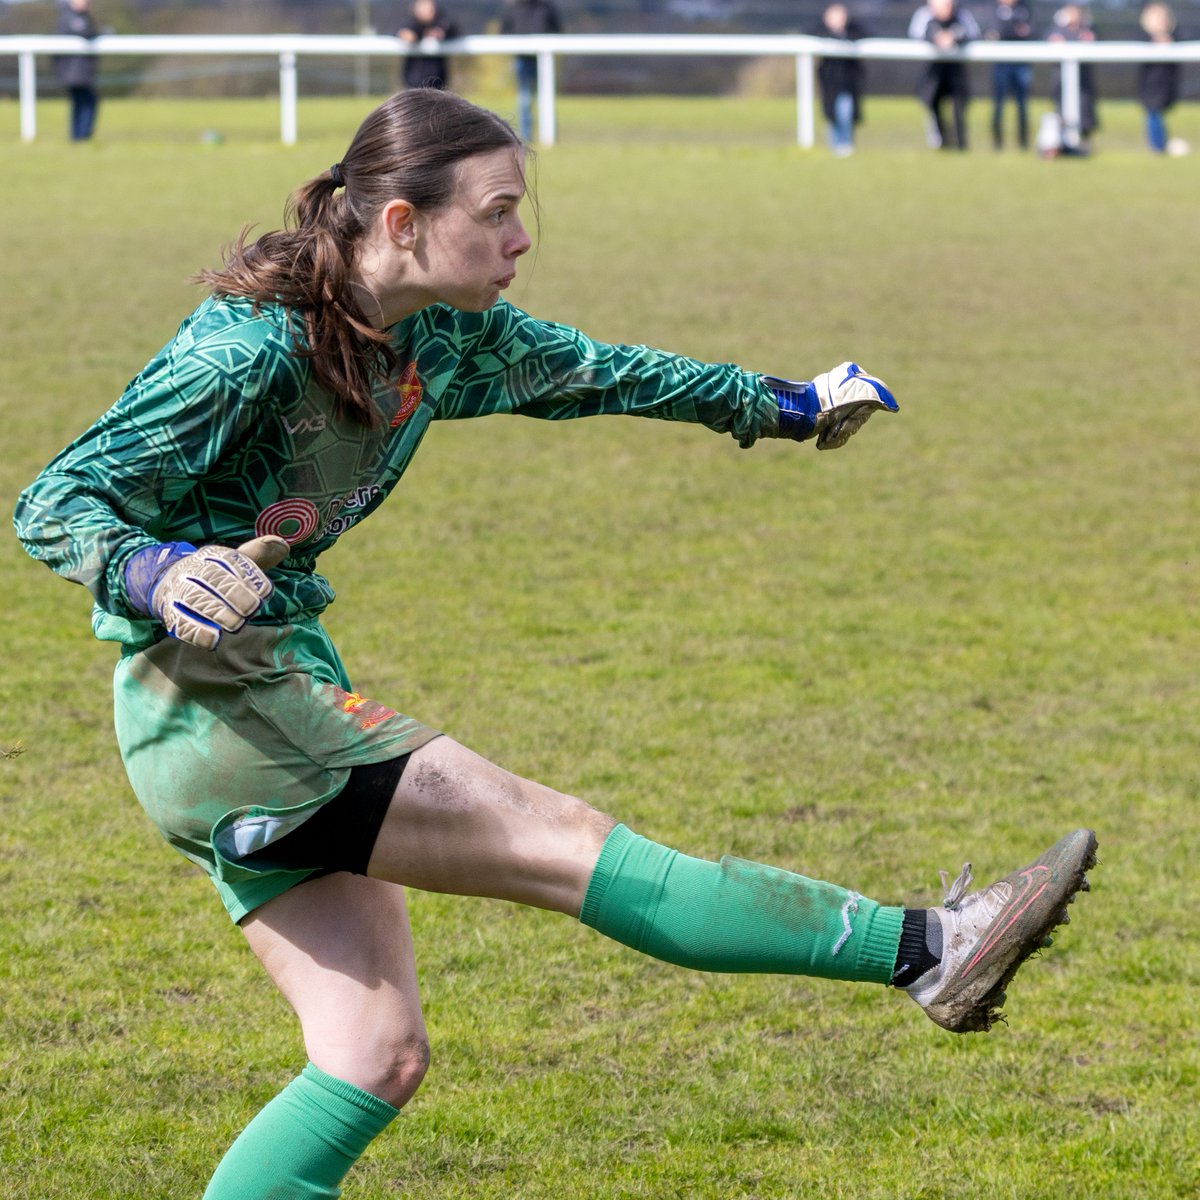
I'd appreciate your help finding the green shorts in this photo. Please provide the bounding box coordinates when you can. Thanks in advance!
[113,618,439,923]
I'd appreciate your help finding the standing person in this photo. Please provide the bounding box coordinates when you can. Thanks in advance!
[54,0,100,142]
[1136,2,1180,154]
[909,0,982,150]
[397,0,457,90]
[987,0,1034,150]
[499,0,561,141]
[14,89,1097,1200]
[1046,4,1099,154]
[814,3,868,157]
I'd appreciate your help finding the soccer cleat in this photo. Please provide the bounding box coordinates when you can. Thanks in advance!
[905,829,1098,1033]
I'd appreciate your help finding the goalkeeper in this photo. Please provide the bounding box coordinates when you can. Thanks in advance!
[14,89,1095,1200]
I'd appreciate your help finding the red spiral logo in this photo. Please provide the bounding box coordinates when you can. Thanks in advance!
[255,498,321,545]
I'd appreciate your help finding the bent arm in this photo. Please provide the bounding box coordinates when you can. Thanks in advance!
[14,305,291,619]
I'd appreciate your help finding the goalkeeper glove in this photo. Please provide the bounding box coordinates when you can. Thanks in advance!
[124,535,290,651]
[764,362,898,450]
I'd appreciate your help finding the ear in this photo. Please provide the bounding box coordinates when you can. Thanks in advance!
[381,199,419,251]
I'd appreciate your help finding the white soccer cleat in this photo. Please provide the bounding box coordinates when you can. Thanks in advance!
[906,829,1098,1033]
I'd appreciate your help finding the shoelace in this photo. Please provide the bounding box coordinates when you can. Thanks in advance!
[939,862,974,910]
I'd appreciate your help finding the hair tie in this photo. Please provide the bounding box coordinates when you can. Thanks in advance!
[329,162,345,188]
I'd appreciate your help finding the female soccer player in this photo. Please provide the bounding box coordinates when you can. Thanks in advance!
[14,90,1095,1200]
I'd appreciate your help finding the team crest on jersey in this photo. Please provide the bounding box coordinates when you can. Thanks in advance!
[255,498,321,544]
[391,361,423,427]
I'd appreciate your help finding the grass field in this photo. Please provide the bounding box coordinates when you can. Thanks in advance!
[2,93,1198,1199]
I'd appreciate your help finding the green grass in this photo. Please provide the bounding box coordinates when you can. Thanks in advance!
[2,95,1199,1198]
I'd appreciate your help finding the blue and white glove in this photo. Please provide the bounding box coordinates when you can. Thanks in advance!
[764,362,899,450]
[124,535,290,651]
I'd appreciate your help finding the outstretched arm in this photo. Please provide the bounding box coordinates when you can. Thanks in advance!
[436,303,898,450]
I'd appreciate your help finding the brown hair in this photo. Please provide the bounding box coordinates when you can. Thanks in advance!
[195,90,522,427]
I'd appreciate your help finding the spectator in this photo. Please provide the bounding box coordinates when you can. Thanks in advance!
[1046,4,1099,155]
[500,0,561,142]
[1137,3,1180,154]
[397,0,457,90]
[986,0,1034,150]
[814,4,868,157]
[54,0,100,142]
[909,0,981,150]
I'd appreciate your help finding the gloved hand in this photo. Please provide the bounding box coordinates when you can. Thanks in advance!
[764,362,899,450]
[124,535,291,651]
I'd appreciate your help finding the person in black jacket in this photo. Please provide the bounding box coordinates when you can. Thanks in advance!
[815,4,867,157]
[397,0,457,90]
[54,0,100,141]
[908,0,982,150]
[1137,3,1181,153]
[500,0,561,141]
[987,0,1034,150]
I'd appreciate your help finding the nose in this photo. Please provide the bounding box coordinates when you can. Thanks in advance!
[509,218,532,258]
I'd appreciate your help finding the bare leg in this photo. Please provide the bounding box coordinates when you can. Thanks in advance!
[241,872,429,1105]
[366,736,617,916]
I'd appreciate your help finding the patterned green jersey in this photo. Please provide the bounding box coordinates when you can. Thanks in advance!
[15,296,782,648]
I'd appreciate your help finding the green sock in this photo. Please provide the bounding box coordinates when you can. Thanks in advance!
[579,824,903,984]
[203,1063,399,1200]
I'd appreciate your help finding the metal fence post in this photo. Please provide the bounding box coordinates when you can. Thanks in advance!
[796,51,815,149]
[19,49,37,142]
[1060,56,1081,150]
[536,50,556,147]
[279,49,298,146]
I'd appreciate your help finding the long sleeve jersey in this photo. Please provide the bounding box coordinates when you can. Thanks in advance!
[15,296,782,649]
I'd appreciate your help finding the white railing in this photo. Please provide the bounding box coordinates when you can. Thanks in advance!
[5,33,1199,148]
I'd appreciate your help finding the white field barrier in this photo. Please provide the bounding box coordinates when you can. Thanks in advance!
[4,32,1199,148]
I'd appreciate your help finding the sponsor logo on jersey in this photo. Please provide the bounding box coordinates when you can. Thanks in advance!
[390,361,423,427]
[255,484,383,548]
[322,484,381,537]
[255,498,321,544]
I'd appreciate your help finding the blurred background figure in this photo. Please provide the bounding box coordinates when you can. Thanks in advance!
[397,0,457,90]
[986,0,1034,150]
[54,0,100,141]
[1137,3,1181,154]
[909,0,981,150]
[500,0,561,141]
[1046,4,1099,155]
[814,3,867,157]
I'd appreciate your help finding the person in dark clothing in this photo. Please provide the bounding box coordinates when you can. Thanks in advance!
[397,0,457,90]
[54,0,100,141]
[499,0,561,141]
[1137,3,1181,153]
[987,0,1034,150]
[1046,4,1099,154]
[908,0,981,150]
[814,4,868,156]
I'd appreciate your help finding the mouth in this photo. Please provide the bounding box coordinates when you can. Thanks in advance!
[496,274,515,289]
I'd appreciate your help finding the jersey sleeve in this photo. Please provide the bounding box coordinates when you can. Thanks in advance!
[433,302,782,449]
[13,302,303,620]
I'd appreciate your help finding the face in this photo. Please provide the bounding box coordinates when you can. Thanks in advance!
[413,148,532,313]
[824,5,848,33]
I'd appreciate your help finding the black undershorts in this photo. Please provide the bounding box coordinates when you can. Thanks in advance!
[242,754,412,876]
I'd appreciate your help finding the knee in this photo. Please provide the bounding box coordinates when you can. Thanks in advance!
[371,1031,431,1108]
[317,1029,431,1109]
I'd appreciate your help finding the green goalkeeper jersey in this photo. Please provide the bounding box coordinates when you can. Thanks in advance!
[15,296,782,649]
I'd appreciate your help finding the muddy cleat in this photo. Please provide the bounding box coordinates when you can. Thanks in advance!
[906,829,1098,1033]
